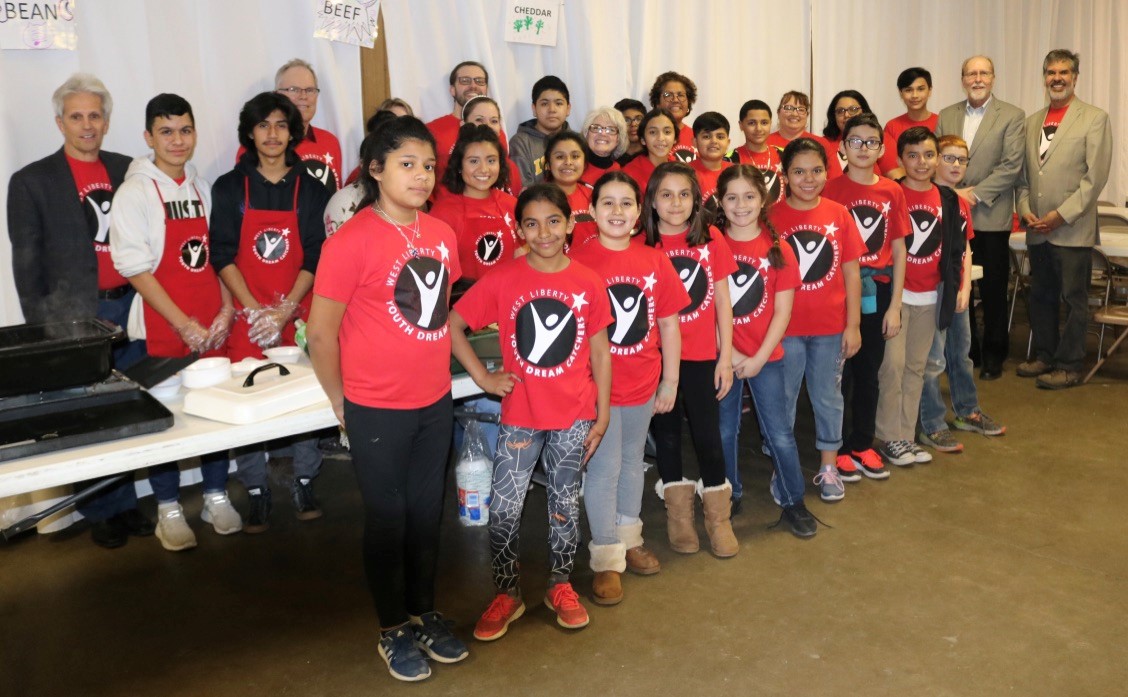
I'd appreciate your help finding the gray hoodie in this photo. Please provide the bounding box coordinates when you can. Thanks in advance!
[507,118,571,188]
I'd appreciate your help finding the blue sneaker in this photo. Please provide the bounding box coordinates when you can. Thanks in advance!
[378,626,431,682]
[813,465,845,502]
[412,611,469,664]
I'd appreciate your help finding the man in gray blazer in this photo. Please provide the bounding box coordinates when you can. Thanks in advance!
[6,74,152,547]
[937,56,1026,381]
[1016,49,1113,389]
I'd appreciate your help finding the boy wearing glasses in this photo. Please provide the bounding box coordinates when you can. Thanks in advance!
[918,135,1006,454]
[824,113,909,482]
[274,59,342,192]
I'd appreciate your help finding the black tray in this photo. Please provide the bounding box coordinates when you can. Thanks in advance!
[0,387,174,462]
[0,319,123,397]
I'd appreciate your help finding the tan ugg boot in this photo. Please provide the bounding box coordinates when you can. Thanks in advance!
[588,541,626,605]
[659,479,700,554]
[618,521,661,575]
[699,480,739,558]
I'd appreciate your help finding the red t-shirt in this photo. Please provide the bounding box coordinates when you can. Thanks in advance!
[769,198,864,336]
[670,123,698,162]
[570,241,688,406]
[428,188,518,281]
[880,112,938,173]
[690,158,733,204]
[622,156,662,194]
[901,185,974,295]
[767,131,843,179]
[427,113,511,188]
[822,175,910,270]
[314,208,462,409]
[1040,105,1069,164]
[579,159,620,187]
[563,183,598,248]
[66,154,127,290]
[652,229,738,360]
[235,126,343,192]
[735,145,786,205]
[453,257,612,429]
[725,231,801,361]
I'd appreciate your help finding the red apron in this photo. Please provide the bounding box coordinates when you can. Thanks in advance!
[145,182,223,358]
[226,174,308,360]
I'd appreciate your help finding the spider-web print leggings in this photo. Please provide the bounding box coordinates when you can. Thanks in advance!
[489,419,592,590]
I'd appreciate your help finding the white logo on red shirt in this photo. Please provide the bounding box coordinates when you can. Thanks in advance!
[180,238,209,271]
[254,227,290,264]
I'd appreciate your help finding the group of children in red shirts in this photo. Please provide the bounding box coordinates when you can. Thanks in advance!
[305,71,1006,683]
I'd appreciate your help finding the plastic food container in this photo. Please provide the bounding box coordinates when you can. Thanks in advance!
[181,357,232,389]
[0,319,123,397]
[231,358,269,376]
[262,346,302,364]
[148,373,183,400]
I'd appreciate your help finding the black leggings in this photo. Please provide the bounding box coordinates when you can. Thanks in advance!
[651,359,726,487]
[345,394,452,628]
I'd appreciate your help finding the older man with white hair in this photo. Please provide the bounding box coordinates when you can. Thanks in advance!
[273,58,343,192]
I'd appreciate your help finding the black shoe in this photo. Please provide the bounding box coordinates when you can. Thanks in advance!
[244,488,272,534]
[91,518,128,549]
[112,508,155,537]
[779,503,818,539]
[979,367,1001,381]
[729,496,743,519]
[292,478,323,521]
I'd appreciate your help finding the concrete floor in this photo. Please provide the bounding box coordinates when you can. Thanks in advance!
[3,328,1128,697]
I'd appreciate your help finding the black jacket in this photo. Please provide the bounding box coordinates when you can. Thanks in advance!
[7,147,132,323]
[935,185,968,330]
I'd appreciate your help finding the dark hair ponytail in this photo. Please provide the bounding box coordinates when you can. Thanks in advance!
[357,115,436,210]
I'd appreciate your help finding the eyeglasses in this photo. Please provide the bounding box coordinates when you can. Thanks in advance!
[962,71,994,79]
[835,105,863,117]
[779,105,808,115]
[624,116,643,125]
[589,125,619,135]
[456,76,488,86]
[661,91,688,102]
[278,86,320,96]
[845,137,882,151]
[941,154,970,165]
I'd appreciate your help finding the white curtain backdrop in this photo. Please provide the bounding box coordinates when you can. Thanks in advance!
[0,0,364,327]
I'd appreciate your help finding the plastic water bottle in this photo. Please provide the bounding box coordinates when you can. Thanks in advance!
[455,419,493,526]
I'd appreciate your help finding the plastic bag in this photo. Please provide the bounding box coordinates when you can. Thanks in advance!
[455,418,493,527]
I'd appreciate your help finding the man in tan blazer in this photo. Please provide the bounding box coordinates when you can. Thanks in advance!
[937,56,1026,381]
[1016,49,1113,389]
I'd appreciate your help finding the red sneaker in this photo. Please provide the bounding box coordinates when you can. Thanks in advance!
[850,449,890,480]
[473,593,525,641]
[543,582,589,629]
[835,454,862,482]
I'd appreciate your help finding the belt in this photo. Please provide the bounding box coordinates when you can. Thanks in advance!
[97,284,132,300]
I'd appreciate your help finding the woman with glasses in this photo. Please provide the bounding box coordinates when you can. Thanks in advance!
[579,107,629,187]
[648,71,699,162]
[768,91,842,179]
[822,90,892,178]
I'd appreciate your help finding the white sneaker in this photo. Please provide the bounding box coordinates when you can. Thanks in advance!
[201,491,243,535]
[155,503,198,552]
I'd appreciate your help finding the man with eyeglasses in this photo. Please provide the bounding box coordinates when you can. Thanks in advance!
[271,58,342,192]
[937,55,1025,381]
[1015,49,1112,389]
[427,61,507,184]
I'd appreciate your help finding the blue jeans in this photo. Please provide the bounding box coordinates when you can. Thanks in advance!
[150,452,231,504]
[583,399,653,545]
[720,359,805,506]
[920,308,980,434]
[97,288,147,371]
[233,436,323,490]
[781,334,844,452]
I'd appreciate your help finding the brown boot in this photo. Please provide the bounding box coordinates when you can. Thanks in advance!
[700,480,739,558]
[618,521,661,575]
[588,542,626,605]
[659,480,699,554]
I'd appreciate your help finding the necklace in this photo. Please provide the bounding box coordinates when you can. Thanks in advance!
[373,202,421,257]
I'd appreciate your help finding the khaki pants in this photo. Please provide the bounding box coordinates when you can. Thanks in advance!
[876,303,937,443]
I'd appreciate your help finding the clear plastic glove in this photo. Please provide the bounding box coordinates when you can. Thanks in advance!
[176,318,209,353]
[248,298,299,348]
[205,306,236,351]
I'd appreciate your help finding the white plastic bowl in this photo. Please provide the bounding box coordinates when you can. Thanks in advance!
[232,358,269,376]
[263,346,302,364]
[181,357,232,389]
[149,373,182,400]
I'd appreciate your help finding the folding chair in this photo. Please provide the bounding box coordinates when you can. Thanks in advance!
[1084,305,1128,383]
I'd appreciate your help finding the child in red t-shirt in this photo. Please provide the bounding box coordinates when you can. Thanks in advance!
[643,162,739,558]
[768,138,863,503]
[622,108,677,194]
[570,171,687,603]
[307,116,467,681]
[428,124,519,282]
[879,67,939,178]
[823,113,910,482]
[689,111,735,212]
[735,99,786,206]
[714,165,817,537]
[461,96,522,195]
[542,130,597,248]
[876,127,972,467]
[451,184,612,641]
